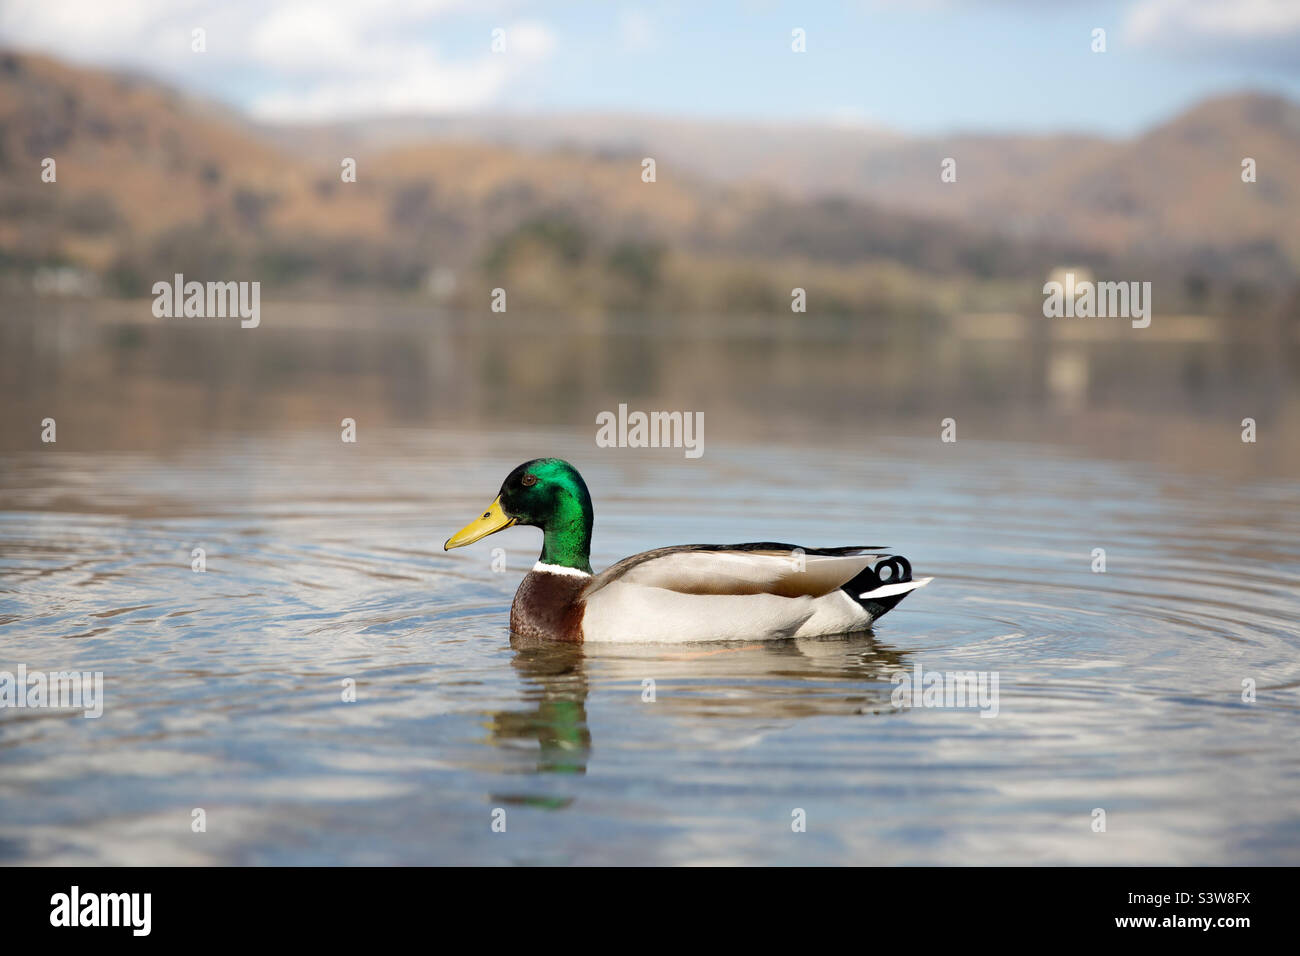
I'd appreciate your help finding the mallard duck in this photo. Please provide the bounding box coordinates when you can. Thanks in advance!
[444,458,930,643]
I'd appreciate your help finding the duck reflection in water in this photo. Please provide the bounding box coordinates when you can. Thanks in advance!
[488,631,915,777]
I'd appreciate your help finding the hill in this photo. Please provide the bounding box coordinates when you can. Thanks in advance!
[2,50,1296,316]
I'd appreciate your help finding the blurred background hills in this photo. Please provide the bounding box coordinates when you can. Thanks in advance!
[4,50,1299,320]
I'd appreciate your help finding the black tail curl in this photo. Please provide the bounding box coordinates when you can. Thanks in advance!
[842,555,915,621]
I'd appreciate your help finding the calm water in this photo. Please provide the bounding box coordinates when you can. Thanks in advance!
[1,305,1298,864]
[1,428,1298,864]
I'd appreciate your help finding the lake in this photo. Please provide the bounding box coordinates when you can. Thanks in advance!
[1,302,1297,864]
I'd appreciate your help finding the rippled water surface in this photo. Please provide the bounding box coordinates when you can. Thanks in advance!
[2,425,1298,865]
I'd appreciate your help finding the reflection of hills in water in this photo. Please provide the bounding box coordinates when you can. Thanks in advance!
[3,304,1297,477]
[490,635,914,777]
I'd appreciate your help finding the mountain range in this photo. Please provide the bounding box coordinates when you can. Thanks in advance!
[3,50,1297,314]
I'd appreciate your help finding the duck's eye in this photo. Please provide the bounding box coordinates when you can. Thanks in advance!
[521,473,538,487]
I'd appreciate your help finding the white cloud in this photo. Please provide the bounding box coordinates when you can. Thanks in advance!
[0,0,557,119]
[619,10,656,53]
[1125,0,1300,67]
[248,57,528,121]
[819,106,885,130]
[508,20,557,58]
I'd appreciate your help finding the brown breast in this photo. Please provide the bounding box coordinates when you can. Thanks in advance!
[510,570,588,643]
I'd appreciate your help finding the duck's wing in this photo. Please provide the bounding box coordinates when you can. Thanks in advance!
[584,543,889,599]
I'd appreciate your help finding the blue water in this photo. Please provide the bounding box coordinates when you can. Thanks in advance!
[2,428,1297,864]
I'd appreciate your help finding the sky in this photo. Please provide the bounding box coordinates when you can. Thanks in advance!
[2,0,1299,134]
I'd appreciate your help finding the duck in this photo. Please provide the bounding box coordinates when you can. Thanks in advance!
[444,458,930,644]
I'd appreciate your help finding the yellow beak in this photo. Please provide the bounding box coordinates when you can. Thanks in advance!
[444,496,517,550]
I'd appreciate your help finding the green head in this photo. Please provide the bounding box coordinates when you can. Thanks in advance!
[444,458,594,572]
